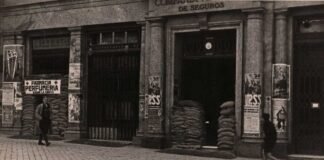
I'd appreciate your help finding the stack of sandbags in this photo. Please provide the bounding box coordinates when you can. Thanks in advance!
[217,101,235,150]
[21,95,36,136]
[49,76,68,135]
[20,76,69,136]
[171,100,205,149]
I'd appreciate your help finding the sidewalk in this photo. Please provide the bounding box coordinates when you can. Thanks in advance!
[0,134,257,160]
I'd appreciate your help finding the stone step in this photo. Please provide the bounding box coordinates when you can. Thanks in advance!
[288,154,324,160]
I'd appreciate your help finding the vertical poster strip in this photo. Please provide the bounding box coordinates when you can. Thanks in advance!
[2,83,14,106]
[272,99,288,138]
[70,37,81,63]
[2,105,14,127]
[3,45,24,82]
[2,83,15,127]
[147,75,162,133]
[68,63,81,90]
[272,64,290,99]
[147,76,161,106]
[243,73,262,137]
[68,93,80,123]
[13,82,22,110]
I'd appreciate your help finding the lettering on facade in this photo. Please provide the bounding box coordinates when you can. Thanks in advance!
[154,0,224,12]
[24,80,61,94]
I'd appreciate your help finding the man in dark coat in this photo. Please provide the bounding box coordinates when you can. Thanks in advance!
[35,96,52,146]
[262,113,279,160]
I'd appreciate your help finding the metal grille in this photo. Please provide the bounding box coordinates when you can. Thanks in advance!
[293,42,324,154]
[88,52,139,140]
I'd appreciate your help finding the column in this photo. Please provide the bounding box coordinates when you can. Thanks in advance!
[138,21,146,135]
[242,8,264,138]
[273,9,289,140]
[133,21,146,145]
[142,17,165,148]
[275,10,288,63]
[65,27,85,139]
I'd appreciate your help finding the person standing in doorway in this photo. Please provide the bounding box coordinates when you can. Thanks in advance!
[35,96,52,146]
[262,113,279,160]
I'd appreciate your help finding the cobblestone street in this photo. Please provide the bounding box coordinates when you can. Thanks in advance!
[0,134,257,160]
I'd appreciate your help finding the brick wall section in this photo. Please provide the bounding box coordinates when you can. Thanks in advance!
[21,75,68,136]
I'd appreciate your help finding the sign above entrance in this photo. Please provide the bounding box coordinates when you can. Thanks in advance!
[149,1,260,17]
[24,80,61,94]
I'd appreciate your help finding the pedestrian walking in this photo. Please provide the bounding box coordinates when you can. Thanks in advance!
[35,96,52,146]
[262,113,279,160]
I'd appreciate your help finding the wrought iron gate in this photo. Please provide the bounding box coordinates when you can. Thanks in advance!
[293,42,324,154]
[88,51,139,140]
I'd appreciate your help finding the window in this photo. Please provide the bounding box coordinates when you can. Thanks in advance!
[31,36,70,74]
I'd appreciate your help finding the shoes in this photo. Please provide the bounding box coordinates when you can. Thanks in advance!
[46,142,51,146]
[38,142,45,145]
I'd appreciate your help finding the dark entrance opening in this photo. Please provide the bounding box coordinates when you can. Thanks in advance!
[293,16,324,154]
[178,29,236,146]
[87,28,140,140]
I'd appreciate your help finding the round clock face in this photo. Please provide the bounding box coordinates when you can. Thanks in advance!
[205,42,212,50]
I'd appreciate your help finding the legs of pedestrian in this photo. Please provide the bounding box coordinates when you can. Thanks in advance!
[44,133,50,146]
[38,132,44,145]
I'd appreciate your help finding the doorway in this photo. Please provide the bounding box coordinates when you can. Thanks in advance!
[86,28,140,140]
[293,41,324,154]
[179,29,236,146]
[292,15,324,154]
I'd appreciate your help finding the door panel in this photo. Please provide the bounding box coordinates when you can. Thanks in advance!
[88,52,139,140]
[182,58,235,145]
[293,42,324,154]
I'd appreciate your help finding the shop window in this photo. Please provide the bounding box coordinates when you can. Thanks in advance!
[31,36,70,74]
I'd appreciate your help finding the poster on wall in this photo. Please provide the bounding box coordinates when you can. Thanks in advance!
[243,105,260,134]
[2,83,14,106]
[68,63,81,90]
[243,73,262,136]
[68,93,80,123]
[147,108,162,133]
[3,45,24,82]
[24,80,61,94]
[147,76,161,106]
[13,82,22,110]
[2,105,14,127]
[244,73,262,96]
[272,99,288,137]
[70,38,81,63]
[272,64,290,99]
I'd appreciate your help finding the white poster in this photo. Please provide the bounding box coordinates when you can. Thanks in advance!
[273,99,288,137]
[2,83,14,106]
[68,93,80,123]
[243,105,260,134]
[68,63,81,90]
[3,45,24,82]
[272,64,290,99]
[24,80,61,94]
[243,73,261,136]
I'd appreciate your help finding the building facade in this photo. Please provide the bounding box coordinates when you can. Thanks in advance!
[1,0,324,158]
